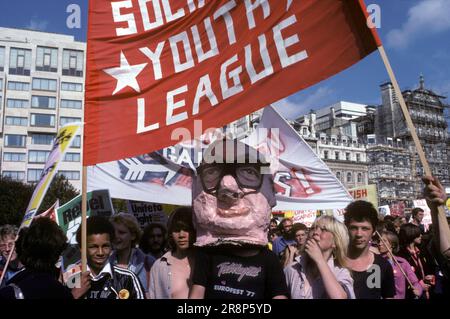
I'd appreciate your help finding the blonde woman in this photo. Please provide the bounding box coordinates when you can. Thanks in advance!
[110,213,149,293]
[284,216,355,299]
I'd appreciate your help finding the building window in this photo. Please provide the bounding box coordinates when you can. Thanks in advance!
[302,128,308,135]
[30,114,55,127]
[71,135,81,148]
[336,172,341,180]
[346,152,351,161]
[60,117,81,126]
[357,173,363,183]
[61,99,82,109]
[2,171,25,181]
[31,96,56,109]
[335,152,339,160]
[28,169,43,183]
[36,46,58,72]
[347,172,353,183]
[7,99,29,108]
[32,78,57,91]
[9,48,31,75]
[324,150,329,160]
[28,150,51,163]
[4,134,26,148]
[0,46,5,71]
[0,79,3,90]
[61,82,83,92]
[58,170,80,180]
[356,153,361,162]
[62,49,84,77]
[5,116,28,126]
[31,133,55,145]
[8,81,30,91]
[3,153,26,162]
[64,152,81,162]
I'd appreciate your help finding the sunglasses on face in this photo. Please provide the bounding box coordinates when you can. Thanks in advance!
[197,164,266,195]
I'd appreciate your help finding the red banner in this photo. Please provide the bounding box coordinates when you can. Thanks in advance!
[84,0,380,165]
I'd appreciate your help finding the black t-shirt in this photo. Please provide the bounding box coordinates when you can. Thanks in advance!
[352,253,395,299]
[192,247,288,299]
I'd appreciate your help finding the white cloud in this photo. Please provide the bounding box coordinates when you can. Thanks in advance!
[272,86,335,120]
[26,18,49,31]
[386,0,450,49]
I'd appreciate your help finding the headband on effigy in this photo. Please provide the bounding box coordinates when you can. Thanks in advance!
[193,138,276,208]
[199,138,271,167]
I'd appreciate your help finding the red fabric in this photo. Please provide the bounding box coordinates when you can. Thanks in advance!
[84,0,379,165]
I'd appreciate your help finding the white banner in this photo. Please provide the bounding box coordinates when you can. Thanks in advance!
[244,106,353,210]
[88,106,352,210]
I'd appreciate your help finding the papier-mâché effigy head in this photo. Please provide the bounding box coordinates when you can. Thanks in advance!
[192,138,276,247]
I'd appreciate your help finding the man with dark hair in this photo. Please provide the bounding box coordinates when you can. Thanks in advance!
[72,216,145,299]
[140,223,168,260]
[411,207,425,234]
[272,218,296,258]
[280,223,308,267]
[344,200,395,299]
[0,219,72,299]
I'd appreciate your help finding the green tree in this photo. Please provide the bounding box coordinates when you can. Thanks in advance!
[0,175,79,226]
[0,177,34,226]
[38,175,79,213]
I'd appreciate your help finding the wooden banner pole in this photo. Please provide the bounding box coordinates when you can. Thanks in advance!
[377,46,447,209]
[81,166,88,272]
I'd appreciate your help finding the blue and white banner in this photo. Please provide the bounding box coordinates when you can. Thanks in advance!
[88,106,352,210]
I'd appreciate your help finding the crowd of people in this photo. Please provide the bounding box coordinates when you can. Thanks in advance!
[0,140,449,300]
[1,197,448,300]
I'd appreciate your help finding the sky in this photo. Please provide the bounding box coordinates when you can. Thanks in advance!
[0,0,449,120]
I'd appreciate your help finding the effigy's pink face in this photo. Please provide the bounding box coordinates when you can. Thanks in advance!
[193,175,271,246]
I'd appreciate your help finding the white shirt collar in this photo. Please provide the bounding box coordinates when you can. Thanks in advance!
[87,262,113,281]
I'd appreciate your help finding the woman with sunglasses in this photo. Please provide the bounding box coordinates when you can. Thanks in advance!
[284,216,355,299]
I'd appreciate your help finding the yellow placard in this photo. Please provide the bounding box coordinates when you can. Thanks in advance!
[20,123,82,228]
[348,184,378,209]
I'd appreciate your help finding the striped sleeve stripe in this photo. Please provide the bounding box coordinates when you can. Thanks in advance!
[113,267,145,299]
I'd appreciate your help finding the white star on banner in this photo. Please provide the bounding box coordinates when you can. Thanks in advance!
[286,0,292,11]
[104,51,148,95]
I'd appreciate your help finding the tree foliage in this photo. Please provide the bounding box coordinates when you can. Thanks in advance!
[38,175,79,213]
[0,177,34,226]
[0,175,79,226]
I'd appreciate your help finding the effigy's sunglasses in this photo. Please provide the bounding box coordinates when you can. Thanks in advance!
[197,164,266,195]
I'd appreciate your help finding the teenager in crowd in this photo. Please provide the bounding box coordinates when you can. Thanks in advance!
[284,216,354,299]
[148,207,196,299]
[398,223,435,298]
[377,230,423,299]
[72,216,145,299]
[0,219,72,299]
[344,200,395,299]
[110,213,151,293]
